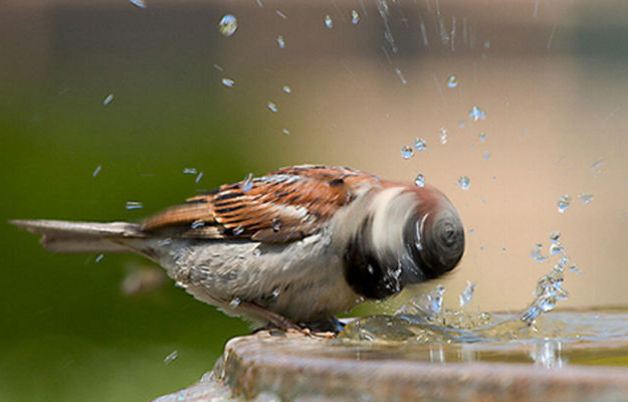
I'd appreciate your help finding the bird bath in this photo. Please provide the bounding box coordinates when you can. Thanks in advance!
[154,308,628,401]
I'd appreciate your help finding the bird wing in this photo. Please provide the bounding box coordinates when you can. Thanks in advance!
[142,165,379,243]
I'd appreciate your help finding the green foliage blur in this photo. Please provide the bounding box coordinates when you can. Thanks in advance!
[0,5,289,401]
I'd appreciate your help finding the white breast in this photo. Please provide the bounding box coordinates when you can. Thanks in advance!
[148,228,362,323]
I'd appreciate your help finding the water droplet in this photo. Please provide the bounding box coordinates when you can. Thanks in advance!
[240,173,254,192]
[229,297,241,308]
[394,68,407,85]
[591,159,604,175]
[103,94,114,106]
[549,242,564,256]
[446,75,458,88]
[272,288,281,298]
[213,64,224,72]
[549,231,561,242]
[459,281,476,307]
[414,173,425,188]
[221,78,235,88]
[416,285,445,317]
[267,101,278,113]
[569,265,580,273]
[182,167,198,175]
[578,193,593,205]
[439,128,448,145]
[195,171,204,183]
[557,194,571,214]
[129,0,146,9]
[282,128,290,135]
[125,201,143,210]
[479,132,487,142]
[530,243,549,263]
[164,350,178,364]
[275,9,287,19]
[191,220,205,229]
[218,14,238,37]
[282,85,292,94]
[92,165,102,177]
[469,106,486,121]
[233,226,245,236]
[351,10,360,25]
[484,40,491,49]
[457,176,471,190]
[400,145,414,159]
[414,138,427,151]
[95,254,104,263]
[482,151,491,160]
[324,15,334,29]
[271,218,282,232]
[276,35,285,48]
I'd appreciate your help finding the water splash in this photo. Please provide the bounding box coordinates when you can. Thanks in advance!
[92,165,102,177]
[439,128,448,145]
[164,350,178,365]
[457,176,471,190]
[414,138,427,152]
[103,94,114,106]
[469,106,487,121]
[557,194,571,214]
[414,173,425,188]
[240,173,254,193]
[218,15,238,37]
[578,193,593,205]
[267,102,278,113]
[459,281,476,308]
[400,145,414,159]
[221,78,235,88]
[324,15,334,29]
[125,201,143,210]
[446,75,458,88]
[282,85,292,94]
[276,35,286,48]
[129,0,146,9]
[351,10,360,25]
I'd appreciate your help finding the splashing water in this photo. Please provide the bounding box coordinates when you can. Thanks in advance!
[459,281,476,308]
[414,173,425,188]
[218,15,238,37]
[578,193,594,205]
[351,10,360,25]
[324,15,333,29]
[468,106,487,121]
[457,176,471,190]
[240,173,254,193]
[164,350,178,365]
[400,145,414,159]
[439,128,448,145]
[530,243,549,263]
[557,194,571,214]
[267,102,278,113]
[446,75,458,88]
[182,167,197,175]
[276,35,286,48]
[125,201,143,210]
[221,78,235,88]
[129,0,146,9]
[414,138,427,152]
[282,85,292,94]
[92,165,102,177]
[103,94,114,106]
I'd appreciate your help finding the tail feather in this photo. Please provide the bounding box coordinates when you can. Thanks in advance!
[9,219,144,253]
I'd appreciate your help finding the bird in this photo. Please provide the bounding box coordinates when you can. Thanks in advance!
[10,164,465,333]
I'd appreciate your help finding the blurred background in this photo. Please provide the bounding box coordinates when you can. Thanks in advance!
[1,0,627,400]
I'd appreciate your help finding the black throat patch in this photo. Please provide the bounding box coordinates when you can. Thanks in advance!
[343,218,402,300]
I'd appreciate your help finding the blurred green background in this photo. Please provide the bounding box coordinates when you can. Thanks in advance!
[2,0,628,401]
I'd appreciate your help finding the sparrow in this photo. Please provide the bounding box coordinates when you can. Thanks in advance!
[11,165,465,332]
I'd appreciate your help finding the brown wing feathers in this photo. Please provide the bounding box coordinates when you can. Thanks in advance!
[141,165,379,243]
